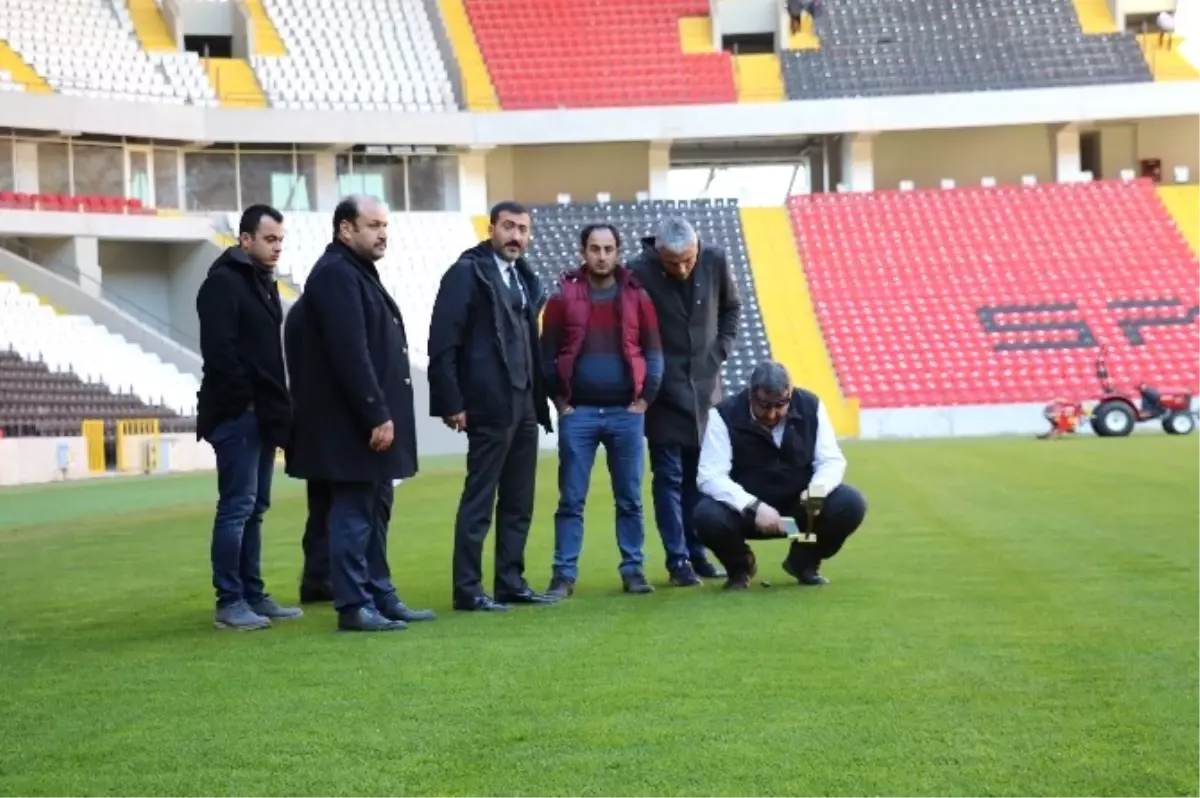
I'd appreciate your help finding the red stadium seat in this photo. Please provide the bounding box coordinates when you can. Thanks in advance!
[789,179,1200,408]
[465,0,736,109]
[0,192,154,214]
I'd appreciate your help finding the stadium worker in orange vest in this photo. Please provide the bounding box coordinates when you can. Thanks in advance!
[539,224,666,598]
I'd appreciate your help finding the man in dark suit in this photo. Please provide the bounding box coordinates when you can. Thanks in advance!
[285,195,435,632]
[196,204,303,631]
[428,200,556,612]
[283,299,333,604]
[628,216,742,587]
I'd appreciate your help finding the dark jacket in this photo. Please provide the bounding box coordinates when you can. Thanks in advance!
[284,241,418,483]
[540,265,665,406]
[628,236,742,448]
[715,387,820,512]
[427,241,553,432]
[195,247,291,447]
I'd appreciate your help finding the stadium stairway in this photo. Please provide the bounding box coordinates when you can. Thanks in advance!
[784,14,820,50]
[0,42,51,93]
[1072,0,1118,33]
[126,0,175,52]
[1158,184,1200,255]
[205,58,268,108]
[1136,34,1200,80]
[734,54,785,102]
[678,16,714,52]
[740,207,858,436]
[439,0,499,110]
[244,0,288,56]
[470,215,489,241]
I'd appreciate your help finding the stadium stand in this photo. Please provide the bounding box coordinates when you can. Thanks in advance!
[523,200,770,395]
[781,0,1152,99]
[248,211,478,364]
[250,0,459,111]
[0,279,200,418]
[464,0,737,109]
[0,348,192,439]
[788,179,1200,409]
[0,0,218,104]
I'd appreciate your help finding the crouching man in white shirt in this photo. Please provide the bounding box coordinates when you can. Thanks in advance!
[694,360,867,590]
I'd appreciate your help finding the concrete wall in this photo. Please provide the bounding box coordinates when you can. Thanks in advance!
[874,124,1058,189]
[486,143,653,205]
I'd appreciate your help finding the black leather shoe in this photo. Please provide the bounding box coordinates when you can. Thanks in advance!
[496,588,558,605]
[337,606,407,632]
[782,559,829,586]
[723,573,752,590]
[378,597,436,623]
[621,571,655,594]
[299,581,333,604]
[453,594,510,612]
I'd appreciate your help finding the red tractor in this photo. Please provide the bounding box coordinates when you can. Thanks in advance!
[1089,348,1197,437]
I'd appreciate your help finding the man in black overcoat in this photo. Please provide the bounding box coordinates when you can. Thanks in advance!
[285,195,434,632]
[628,216,743,586]
[427,200,556,612]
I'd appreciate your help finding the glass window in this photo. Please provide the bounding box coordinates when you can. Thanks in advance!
[408,155,460,211]
[184,151,237,211]
[71,143,124,197]
[38,142,70,195]
[0,137,13,192]
[294,153,318,211]
[239,152,303,209]
[337,152,405,210]
[154,148,180,209]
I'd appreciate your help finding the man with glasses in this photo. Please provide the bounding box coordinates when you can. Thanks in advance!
[694,360,867,591]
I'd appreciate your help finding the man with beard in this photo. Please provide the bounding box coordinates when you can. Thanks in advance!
[540,224,665,598]
[286,195,434,632]
[428,201,556,612]
[628,216,742,587]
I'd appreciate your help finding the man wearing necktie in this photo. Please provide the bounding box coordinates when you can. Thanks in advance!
[428,201,557,612]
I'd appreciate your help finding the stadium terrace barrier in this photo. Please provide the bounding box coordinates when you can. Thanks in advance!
[1,80,1196,146]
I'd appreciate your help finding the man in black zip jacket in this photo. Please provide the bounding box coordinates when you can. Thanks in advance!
[196,204,302,631]
[428,200,556,612]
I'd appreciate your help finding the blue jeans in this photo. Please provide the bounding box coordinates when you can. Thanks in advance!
[649,443,710,570]
[209,411,276,608]
[553,405,647,582]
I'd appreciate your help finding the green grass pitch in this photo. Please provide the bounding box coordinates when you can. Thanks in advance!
[0,436,1197,796]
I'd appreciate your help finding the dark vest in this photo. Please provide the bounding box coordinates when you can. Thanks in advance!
[498,261,533,391]
[715,388,820,511]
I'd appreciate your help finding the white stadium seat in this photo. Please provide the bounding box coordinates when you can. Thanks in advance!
[239,211,477,367]
[0,281,200,416]
[0,0,214,105]
[252,0,458,111]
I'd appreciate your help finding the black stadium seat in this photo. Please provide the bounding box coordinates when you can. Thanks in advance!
[782,0,1152,100]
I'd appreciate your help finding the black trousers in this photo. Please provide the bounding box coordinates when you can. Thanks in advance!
[452,389,539,603]
[301,479,333,587]
[693,483,867,576]
[328,479,397,613]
